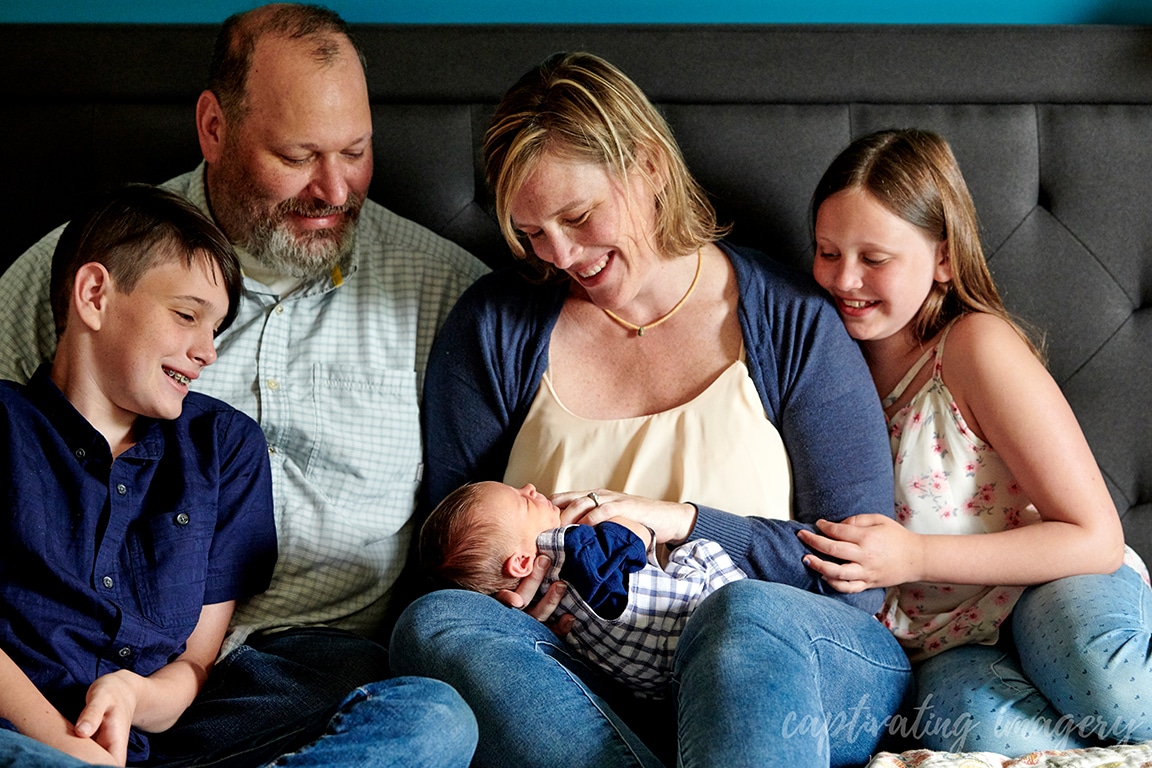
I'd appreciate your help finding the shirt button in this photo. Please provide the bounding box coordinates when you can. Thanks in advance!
[74,448,86,459]
[175,512,191,526]
[274,304,284,315]
[116,484,127,495]
[267,446,276,455]
[267,379,280,391]
[102,576,114,589]
[118,647,132,659]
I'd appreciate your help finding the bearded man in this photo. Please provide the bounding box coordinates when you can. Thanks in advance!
[0,4,485,766]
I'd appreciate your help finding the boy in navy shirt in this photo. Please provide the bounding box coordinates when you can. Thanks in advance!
[0,185,276,765]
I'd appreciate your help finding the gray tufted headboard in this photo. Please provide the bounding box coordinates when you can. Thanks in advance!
[2,24,1150,558]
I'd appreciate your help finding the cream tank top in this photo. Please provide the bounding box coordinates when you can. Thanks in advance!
[505,354,792,520]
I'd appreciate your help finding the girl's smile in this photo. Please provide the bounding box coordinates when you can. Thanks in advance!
[812,187,951,350]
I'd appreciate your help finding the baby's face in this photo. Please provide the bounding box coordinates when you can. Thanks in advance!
[479,482,563,546]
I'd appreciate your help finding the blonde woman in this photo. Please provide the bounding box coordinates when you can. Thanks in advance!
[392,53,912,768]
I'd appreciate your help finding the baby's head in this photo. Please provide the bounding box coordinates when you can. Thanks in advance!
[419,481,562,594]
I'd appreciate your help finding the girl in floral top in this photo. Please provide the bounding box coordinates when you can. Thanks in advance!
[801,128,1152,755]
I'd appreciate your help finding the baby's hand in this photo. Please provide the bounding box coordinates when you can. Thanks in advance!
[797,514,923,592]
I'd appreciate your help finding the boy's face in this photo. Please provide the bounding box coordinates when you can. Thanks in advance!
[480,482,563,553]
[95,252,229,422]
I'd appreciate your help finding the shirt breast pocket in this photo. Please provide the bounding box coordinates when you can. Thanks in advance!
[306,365,421,515]
[128,507,213,630]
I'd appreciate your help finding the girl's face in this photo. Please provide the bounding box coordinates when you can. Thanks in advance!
[813,188,952,348]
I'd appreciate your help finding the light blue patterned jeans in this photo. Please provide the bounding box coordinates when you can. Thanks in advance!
[915,565,1152,754]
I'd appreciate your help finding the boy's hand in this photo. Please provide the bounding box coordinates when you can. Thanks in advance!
[76,670,142,765]
[55,733,120,766]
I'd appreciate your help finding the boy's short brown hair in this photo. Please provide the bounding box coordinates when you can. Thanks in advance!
[50,184,242,337]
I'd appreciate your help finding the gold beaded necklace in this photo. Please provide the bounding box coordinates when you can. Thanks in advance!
[601,248,703,338]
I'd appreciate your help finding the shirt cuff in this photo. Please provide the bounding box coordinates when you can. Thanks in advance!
[687,504,755,563]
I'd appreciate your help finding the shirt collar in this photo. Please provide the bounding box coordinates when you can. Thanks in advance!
[26,364,165,464]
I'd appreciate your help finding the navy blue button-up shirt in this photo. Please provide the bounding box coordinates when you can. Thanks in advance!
[0,366,276,762]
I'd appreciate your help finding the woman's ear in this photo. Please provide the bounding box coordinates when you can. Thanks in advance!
[636,144,671,196]
[504,551,535,580]
[71,262,113,332]
[934,240,954,283]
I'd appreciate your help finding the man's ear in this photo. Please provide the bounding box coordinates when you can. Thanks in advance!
[196,90,227,164]
[504,552,535,580]
[934,240,954,284]
[72,263,113,332]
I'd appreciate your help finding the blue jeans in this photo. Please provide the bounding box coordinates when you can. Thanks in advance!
[0,678,475,768]
[0,627,476,768]
[914,565,1152,754]
[0,677,476,768]
[391,580,912,768]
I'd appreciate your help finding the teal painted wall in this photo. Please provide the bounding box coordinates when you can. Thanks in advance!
[3,0,1151,24]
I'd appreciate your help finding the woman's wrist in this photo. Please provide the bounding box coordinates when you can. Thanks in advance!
[668,502,699,546]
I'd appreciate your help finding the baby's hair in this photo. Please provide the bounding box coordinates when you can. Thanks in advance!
[49,184,242,338]
[419,483,521,595]
[811,128,1041,358]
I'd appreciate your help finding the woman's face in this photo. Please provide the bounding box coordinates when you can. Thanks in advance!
[812,188,951,347]
[507,149,661,312]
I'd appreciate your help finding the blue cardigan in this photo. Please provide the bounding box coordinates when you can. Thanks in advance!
[422,241,894,612]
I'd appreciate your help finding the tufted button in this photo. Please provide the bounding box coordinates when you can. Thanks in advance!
[118,647,132,659]
[102,576,114,589]
[115,483,127,496]
[175,512,190,526]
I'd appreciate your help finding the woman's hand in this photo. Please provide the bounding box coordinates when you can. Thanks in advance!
[551,489,698,545]
[493,556,575,636]
[797,514,924,592]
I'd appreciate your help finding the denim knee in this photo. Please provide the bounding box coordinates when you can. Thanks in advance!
[355,678,478,765]
[277,677,477,768]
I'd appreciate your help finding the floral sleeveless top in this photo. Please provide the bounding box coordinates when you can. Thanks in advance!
[878,324,1038,661]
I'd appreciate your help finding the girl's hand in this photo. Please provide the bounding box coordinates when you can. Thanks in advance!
[76,671,142,766]
[551,489,697,545]
[797,514,924,592]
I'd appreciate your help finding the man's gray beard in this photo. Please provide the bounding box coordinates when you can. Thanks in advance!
[243,215,358,280]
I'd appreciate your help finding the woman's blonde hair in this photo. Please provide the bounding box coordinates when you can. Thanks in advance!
[484,51,726,275]
[811,128,1041,357]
